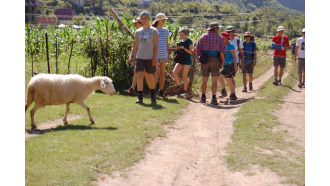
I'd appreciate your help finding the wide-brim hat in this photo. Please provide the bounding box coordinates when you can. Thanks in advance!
[244,31,252,37]
[225,26,235,32]
[302,28,305,33]
[207,22,221,31]
[155,13,168,21]
[220,32,229,38]
[277,26,285,31]
[132,16,142,23]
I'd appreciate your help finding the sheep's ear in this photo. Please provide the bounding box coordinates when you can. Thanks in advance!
[100,80,106,88]
[109,78,113,83]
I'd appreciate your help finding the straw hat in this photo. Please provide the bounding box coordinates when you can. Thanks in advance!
[155,13,168,21]
[207,22,221,31]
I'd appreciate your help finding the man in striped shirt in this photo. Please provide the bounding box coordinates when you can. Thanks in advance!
[195,22,226,105]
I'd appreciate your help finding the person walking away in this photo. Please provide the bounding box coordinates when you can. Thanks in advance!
[294,28,305,88]
[173,28,194,99]
[133,11,159,104]
[271,26,290,86]
[291,39,296,59]
[195,22,225,105]
[125,17,143,96]
[152,13,170,98]
[241,31,257,92]
[219,32,238,100]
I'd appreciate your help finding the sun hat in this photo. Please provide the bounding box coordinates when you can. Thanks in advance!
[225,26,235,32]
[302,28,305,33]
[132,16,142,23]
[244,31,252,37]
[155,13,168,21]
[180,28,189,36]
[277,26,285,31]
[220,32,229,38]
[140,10,151,20]
[207,22,221,31]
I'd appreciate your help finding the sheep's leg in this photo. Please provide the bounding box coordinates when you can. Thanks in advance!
[77,102,95,125]
[30,103,44,130]
[63,103,70,125]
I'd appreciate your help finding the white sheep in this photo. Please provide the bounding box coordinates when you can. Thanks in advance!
[25,74,116,130]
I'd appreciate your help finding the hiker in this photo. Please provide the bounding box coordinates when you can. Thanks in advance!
[195,22,225,105]
[241,31,257,92]
[271,26,290,86]
[152,13,170,98]
[125,17,143,96]
[172,27,194,99]
[291,39,296,60]
[294,28,305,88]
[218,32,238,100]
[218,26,244,98]
[133,10,159,104]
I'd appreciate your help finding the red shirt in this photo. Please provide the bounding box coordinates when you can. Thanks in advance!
[195,31,226,59]
[272,34,290,57]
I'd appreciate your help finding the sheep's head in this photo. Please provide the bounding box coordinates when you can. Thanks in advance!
[100,77,116,96]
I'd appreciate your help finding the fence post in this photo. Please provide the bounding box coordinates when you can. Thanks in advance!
[187,53,196,94]
[68,38,74,74]
[55,36,58,74]
[30,40,34,77]
[45,33,50,73]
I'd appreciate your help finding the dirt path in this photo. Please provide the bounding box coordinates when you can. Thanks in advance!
[25,115,82,139]
[96,67,293,186]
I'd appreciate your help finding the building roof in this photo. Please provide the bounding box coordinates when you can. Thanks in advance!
[54,8,78,16]
[138,0,153,5]
[25,0,42,6]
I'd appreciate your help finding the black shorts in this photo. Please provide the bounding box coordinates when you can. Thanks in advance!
[242,62,254,74]
[298,58,305,73]
[221,64,236,78]
[135,59,156,74]
[273,56,286,68]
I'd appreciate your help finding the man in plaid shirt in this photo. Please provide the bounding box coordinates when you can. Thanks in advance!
[195,22,225,105]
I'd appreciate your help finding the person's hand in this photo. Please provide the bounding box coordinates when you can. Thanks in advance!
[178,46,184,50]
[234,64,238,72]
[152,58,157,67]
[128,57,132,64]
[253,61,256,67]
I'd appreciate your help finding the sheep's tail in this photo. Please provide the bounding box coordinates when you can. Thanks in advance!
[25,85,34,112]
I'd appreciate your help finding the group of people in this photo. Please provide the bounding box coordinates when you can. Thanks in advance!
[125,10,305,105]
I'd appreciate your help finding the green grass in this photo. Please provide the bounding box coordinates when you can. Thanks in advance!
[225,60,305,186]
[25,94,189,185]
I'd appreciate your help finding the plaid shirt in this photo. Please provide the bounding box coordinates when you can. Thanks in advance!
[195,31,226,59]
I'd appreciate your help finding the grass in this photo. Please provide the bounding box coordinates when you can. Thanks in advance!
[25,93,189,185]
[225,60,305,186]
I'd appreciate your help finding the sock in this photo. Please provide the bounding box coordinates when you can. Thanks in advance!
[275,77,277,81]
[279,78,281,82]
[212,95,216,99]
[150,89,155,94]
[202,94,206,98]
[138,91,143,96]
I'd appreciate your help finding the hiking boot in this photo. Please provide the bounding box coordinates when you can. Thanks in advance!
[219,89,228,98]
[278,79,282,85]
[136,93,143,104]
[150,90,156,103]
[200,96,206,103]
[229,93,237,100]
[298,83,303,88]
[158,89,166,98]
[124,87,134,96]
[249,83,253,91]
[175,85,183,94]
[302,81,305,88]
[273,80,278,86]
[242,87,247,92]
[211,97,219,105]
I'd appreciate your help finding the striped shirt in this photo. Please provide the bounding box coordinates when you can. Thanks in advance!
[195,31,226,59]
[157,28,169,59]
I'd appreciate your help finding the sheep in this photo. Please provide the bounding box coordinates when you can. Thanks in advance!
[25,74,116,130]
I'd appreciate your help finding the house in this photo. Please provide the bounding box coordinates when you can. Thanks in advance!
[138,0,153,9]
[25,0,42,24]
[54,8,77,24]
[37,17,57,28]
[63,0,85,7]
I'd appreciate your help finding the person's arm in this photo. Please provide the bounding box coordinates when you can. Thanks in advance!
[152,35,159,66]
[220,53,225,67]
[180,44,194,55]
[253,43,257,67]
[231,49,237,71]
[133,38,139,67]
[166,37,170,61]
[295,44,299,62]
[128,42,135,64]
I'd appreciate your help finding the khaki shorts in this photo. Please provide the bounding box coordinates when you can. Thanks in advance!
[157,58,168,63]
[201,56,221,77]
[135,59,156,74]
[298,58,305,73]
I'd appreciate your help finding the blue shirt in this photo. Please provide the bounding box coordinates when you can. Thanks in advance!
[157,28,169,59]
[224,43,235,65]
[243,41,257,63]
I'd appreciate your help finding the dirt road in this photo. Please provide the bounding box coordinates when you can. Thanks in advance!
[97,67,298,186]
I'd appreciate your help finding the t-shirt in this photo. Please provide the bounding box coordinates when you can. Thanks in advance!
[291,43,296,53]
[229,37,244,64]
[157,28,169,59]
[296,37,305,59]
[224,43,236,65]
[243,41,257,63]
[178,39,193,65]
[135,27,159,59]
[272,35,290,57]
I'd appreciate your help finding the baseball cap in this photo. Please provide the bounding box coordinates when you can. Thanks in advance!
[277,26,285,31]
[140,10,151,20]
[302,28,305,33]
[225,26,235,32]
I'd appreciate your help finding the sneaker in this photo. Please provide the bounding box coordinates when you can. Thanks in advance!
[273,80,278,86]
[219,89,228,98]
[229,93,237,100]
[242,87,247,92]
[249,83,253,91]
[211,97,219,105]
[298,83,303,88]
[136,93,143,104]
[150,91,156,103]
[185,93,192,100]
[200,96,206,103]
[124,87,134,96]
[175,85,183,94]
[302,81,305,88]
[158,89,166,98]
[278,79,282,85]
